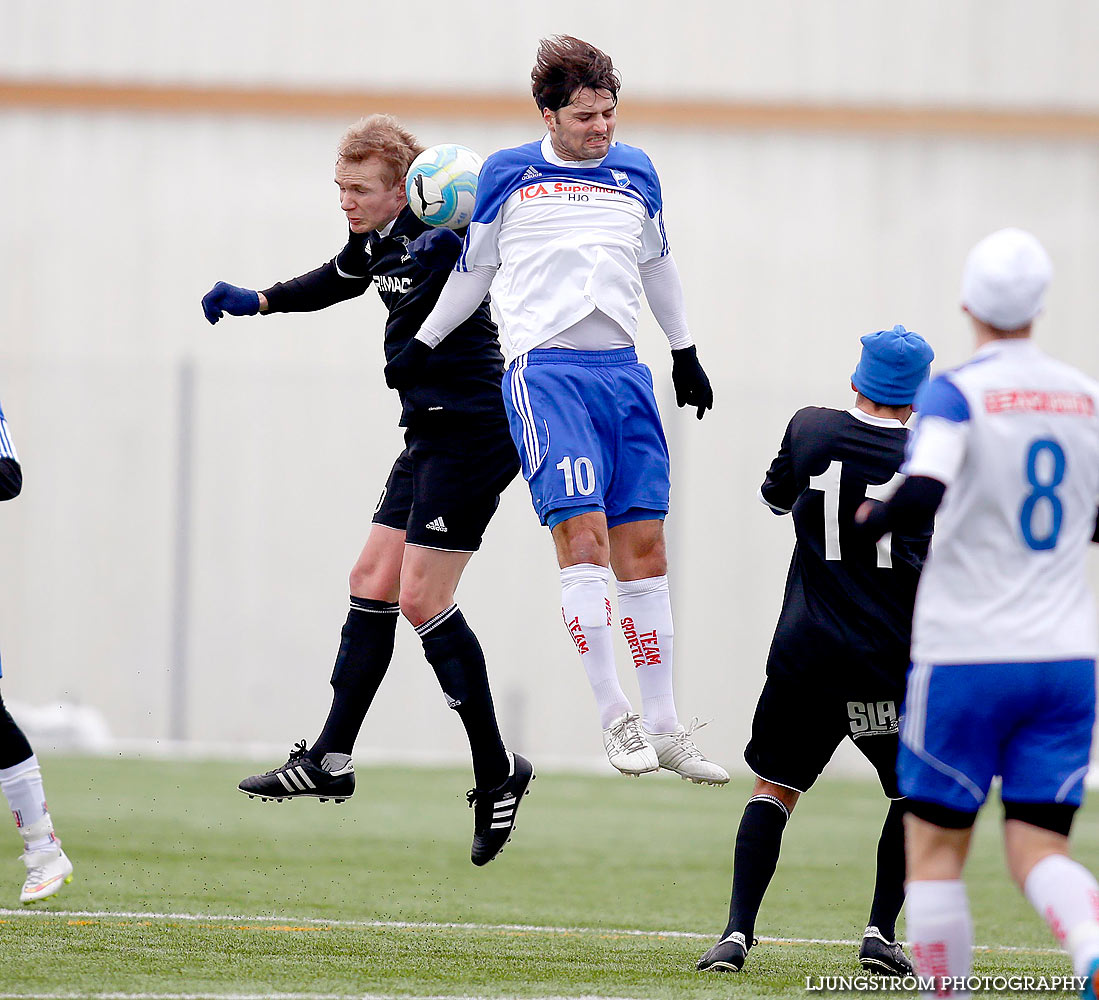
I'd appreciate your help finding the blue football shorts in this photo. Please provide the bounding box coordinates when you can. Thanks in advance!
[898,658,1097,813]
[502,348,671,527]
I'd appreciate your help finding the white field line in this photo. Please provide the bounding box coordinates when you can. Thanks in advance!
[0,906,1066,956]
[0,995,649,1000]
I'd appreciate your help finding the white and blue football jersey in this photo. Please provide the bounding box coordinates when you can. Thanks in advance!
[903,339,1099,664]
[458,135,669,356]
[0,398,15,463]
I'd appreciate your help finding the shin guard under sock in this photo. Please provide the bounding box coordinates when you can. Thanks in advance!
[868,798,908,941]
[418,605,509,790]
[724,793,791,940]
[309,596,399,761]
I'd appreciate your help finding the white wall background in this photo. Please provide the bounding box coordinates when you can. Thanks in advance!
[2,0,1098,775]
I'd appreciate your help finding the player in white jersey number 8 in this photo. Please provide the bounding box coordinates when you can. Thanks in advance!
[857,229,1099,1000]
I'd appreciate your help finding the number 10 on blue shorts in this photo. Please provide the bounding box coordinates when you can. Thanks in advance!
[503,348,671,527]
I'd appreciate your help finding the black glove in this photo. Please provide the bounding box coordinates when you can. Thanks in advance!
[407,228,463,271]
[671,345,713,420]
[384,339,433,390]
[855,475,946,541]
[853,498,893,542]
[201,281,260,324]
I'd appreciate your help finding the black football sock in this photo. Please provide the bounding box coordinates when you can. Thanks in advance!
[308,596,400,763]
[417,605,509,790]
[867,798,907,941]
[723,793,791,940]
[0,691,32,769]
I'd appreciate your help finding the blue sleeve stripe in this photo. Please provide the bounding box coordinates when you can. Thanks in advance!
[0,417,15,460]
[457,229,471,272]
[915,375,970,423]
[658,211,669,255]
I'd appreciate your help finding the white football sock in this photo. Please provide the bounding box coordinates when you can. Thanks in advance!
[906,879,973,998]
[1024,853,1099,977]
[0,754,54,850]
[616,575,678,734]
[561,563,631,728]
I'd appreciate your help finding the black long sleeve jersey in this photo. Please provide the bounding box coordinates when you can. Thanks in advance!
[759,406,931,686]
[260,208,506,427]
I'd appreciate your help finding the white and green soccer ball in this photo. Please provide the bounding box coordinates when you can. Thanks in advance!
[405,143,483,230]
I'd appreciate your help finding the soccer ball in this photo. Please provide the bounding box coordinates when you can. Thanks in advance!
[405,143,483,230]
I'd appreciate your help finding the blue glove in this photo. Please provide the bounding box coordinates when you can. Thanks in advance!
[201,281,260,324]
[407,228,463,271]
[384,339,433,390]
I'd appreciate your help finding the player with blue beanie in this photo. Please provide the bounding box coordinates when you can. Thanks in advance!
[700,325,934,976]
[852,325,935,406]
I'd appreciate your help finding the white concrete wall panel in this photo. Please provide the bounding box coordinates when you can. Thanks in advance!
[3,1,1099,109]
[1,3,1099,771]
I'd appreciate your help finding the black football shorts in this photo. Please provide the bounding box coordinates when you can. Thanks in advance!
[744,667,904,797]
[372,417,520,552]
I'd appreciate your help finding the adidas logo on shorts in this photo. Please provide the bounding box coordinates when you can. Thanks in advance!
[426,517,447,532]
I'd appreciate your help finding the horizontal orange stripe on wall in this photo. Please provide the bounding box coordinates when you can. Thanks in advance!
[1,78,1097,140]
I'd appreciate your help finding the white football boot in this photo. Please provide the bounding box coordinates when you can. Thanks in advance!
[18,817,74,905]
[18,815,73,904]
[646,718,729,785]
[602,712,659,776]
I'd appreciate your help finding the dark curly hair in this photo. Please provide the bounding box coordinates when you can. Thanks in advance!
[531,35,620,113]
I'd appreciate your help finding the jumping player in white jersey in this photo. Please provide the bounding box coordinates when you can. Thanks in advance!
[857,229,1099,999]
[384,35,726,783]
[0,396,74,902]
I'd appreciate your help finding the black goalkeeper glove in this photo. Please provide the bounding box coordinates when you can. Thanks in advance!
[384,338,433,390]
[671,345,713,420]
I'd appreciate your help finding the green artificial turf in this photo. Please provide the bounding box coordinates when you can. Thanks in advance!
[0,755,1093,998]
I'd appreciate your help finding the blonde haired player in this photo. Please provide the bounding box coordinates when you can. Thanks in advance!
[202,114,531,866]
